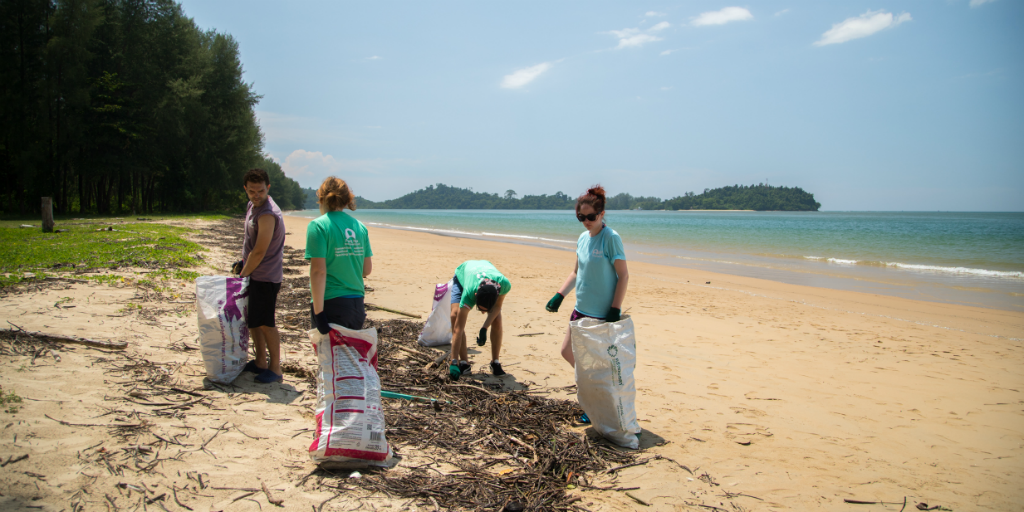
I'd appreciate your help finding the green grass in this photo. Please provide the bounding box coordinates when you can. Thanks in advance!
[0,219,208,287]
[0,212,234,227]
[1,386,23,414]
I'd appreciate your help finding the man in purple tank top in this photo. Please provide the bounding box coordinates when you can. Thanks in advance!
[236,169,286,383]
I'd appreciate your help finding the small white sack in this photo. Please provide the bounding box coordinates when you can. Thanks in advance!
[195,276,250,384]
[308,324,395,467]
[417,280,453,347]
[570,315,641,449]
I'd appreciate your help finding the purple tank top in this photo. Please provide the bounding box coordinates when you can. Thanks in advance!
[243,196,285,283]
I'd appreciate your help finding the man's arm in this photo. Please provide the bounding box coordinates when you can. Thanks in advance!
[363,257,372,277]
[240,215,275,277]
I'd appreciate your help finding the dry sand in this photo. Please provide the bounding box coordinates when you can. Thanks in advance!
[0,214,1021,511]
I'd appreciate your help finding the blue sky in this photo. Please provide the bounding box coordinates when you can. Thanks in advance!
[179,0,1022,211]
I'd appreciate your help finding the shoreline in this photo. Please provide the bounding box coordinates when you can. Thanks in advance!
[285,211,1024,313]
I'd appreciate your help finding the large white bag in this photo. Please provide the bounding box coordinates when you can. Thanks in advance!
[570,315,641,449]
[308,324,395,467]
[417,281,452,347]
[195,276,250,384]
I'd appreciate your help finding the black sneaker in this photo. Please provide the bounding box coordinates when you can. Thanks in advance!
[490,361,506,376]
[457,361,472,375]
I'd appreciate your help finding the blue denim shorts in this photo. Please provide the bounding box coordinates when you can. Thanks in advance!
[450,275,462,305]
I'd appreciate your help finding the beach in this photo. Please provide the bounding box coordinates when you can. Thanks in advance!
[295,215,1023,510]
[0,214,1021,511]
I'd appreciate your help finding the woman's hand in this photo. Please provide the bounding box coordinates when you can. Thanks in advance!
[314,311,332,334]
[546,293,564,312]
[605,307,621,323]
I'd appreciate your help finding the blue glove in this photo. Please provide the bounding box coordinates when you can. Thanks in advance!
[314,311,331,335]
[606,307,621,323]
[546,293,564,312]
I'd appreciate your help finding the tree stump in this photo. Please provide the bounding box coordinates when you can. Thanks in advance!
[41,197,54,233]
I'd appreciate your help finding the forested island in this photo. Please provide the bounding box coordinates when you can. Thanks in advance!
[0,0,306,215]
[302,183,821,211]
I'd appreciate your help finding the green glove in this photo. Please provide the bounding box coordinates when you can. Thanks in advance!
[606,307,621,323]
[546,293,564,312]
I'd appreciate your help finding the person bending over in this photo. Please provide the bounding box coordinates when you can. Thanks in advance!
[546,185,629,368]
[305,177,372,334]
[236,169,286,384]
[448,260,511,380]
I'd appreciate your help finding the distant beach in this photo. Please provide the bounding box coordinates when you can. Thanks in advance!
[291,209,1024,312]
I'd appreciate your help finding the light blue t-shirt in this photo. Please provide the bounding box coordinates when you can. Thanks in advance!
[574,225,626,318]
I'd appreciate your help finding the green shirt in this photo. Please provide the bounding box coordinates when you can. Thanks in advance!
[304,211,373,300]
[455,260,511,309]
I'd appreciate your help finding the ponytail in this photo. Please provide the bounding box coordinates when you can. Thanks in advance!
[317,177,357,211]
[575,184,606,213]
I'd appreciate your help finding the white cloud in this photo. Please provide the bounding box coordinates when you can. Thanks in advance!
[280,150,418,188]
[367,55,381,60]
[660,48,685,56]
[501,62,553,89]
[645,11,666,17]
[774,9,790,17]
[691,7,754,26]
[814,10,911,46]
[660,86,673,91]
[607,23,669,49]
[969,0,997,7]
[281,150,345,179]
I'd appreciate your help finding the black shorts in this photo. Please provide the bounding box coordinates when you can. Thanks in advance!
[311,296,366,331]
[247,280,281,329]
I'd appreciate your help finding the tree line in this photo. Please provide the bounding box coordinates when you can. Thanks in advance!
[0,0,305,215]
[335,183,820,211]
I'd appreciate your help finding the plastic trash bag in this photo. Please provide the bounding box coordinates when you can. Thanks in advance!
[308,323,395,467]
[570,315,641,449]
[417,280,452,347]
[195,276,250,384]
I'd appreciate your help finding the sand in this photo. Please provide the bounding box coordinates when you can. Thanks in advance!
[0,214,1021,511]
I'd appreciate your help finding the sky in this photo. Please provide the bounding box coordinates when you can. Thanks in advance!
[178,0,1023,211]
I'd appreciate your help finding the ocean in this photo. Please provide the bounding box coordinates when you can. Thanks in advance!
[290,209,1024,312]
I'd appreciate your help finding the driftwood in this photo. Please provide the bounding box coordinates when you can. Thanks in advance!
[7,321,127,350]
[366,303,421,319]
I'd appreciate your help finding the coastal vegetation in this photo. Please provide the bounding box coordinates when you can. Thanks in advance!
[0,217,211,287]
[0,0,303,215]
[333,183,821,211]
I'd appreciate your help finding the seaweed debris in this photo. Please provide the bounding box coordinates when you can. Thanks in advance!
[305,318,640,511]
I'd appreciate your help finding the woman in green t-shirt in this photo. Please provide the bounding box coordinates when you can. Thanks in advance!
[305,177,373,333]
[448,260,512,380]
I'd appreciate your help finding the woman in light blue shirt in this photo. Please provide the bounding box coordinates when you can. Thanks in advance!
[545,185,630,368]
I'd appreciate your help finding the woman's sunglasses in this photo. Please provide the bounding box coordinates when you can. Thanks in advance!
[576,213,599,222]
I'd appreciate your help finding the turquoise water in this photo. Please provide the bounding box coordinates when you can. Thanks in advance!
[291,209,1024,311]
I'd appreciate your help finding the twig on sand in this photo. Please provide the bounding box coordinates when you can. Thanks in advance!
[172,485,193,511]
[1,454,29,467]
[7,321,127,350]
[844,498,907,505]
[515,333,545,337]
[604,457,652,474]
[366,303,420,319]
[261,481,284,507]
[625,492,650,506]
[45,414,143,429]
